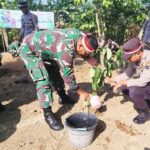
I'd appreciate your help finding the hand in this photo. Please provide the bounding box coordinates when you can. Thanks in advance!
[113,80,127,94]
[104,76,112,84]
[77,88,91,101]
[113,85,120,94]
[104,76,116,86]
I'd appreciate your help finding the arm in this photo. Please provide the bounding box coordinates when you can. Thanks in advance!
[60,52,90,100]
[114,63,135,83]
[32,14,39,32]
[127,69,150,87]
[61,52,78,90]
[105,63,135,90]
[7,42,19,57]
[113,68,150,93]
[19,16,25,43]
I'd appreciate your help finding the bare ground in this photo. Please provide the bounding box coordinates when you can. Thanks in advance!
[0,52,150,150]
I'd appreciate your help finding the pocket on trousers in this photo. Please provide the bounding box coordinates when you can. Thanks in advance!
[29,62,48,82]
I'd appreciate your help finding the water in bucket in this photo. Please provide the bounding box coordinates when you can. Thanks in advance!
[65,112,98,148]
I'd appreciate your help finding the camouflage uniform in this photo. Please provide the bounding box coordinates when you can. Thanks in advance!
[7,41,19,57]
[19,29,81,108]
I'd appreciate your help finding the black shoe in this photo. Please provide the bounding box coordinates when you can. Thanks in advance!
[133,110,149,124]
[57,89,76,105]
[58,95,76,105]
[43,107,64,131]
[0,102,5,112]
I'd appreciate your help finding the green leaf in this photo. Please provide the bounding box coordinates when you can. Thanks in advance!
[92,82,97,91]
[1,2,5,5]
[102,69,107,78]
[102,46,108,55]
[93,67,101,80]
[119,60,125,67]
[104,59,112,69]
[107,70,112,77]
[106,47,112,60]
[89,68,95,78]
[115,48,123,61]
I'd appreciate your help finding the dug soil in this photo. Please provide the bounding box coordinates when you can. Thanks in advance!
[0,52,150,150]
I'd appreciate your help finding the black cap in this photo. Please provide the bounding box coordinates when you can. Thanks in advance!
[18,1,28,8]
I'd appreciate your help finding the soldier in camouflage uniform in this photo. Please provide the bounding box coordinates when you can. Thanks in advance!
[19,28,98,131]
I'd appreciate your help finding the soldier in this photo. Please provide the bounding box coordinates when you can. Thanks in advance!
[105,38,150,124]
[18,28,98,131]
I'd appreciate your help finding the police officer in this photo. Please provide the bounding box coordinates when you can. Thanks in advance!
[18,1,39,43]
[105,38,150,124]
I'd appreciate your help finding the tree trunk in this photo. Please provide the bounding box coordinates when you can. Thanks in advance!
[1,29,6,52]
[2,28,8,50]
[96,11,101,37]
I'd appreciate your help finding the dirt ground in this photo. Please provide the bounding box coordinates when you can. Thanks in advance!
[0,52,150,150]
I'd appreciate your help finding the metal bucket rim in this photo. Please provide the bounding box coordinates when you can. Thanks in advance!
[65,112,98,131]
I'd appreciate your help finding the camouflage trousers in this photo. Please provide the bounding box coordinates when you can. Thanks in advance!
[20,45,65,109]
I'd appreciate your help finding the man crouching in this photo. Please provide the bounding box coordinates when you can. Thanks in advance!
[105,38,150,124]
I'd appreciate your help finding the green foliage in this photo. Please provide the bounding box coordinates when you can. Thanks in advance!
[90,45,123,95]
[0,0,150,48]
[8,29,19,42]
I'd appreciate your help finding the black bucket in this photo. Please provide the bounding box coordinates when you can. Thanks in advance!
[65,112,98,148]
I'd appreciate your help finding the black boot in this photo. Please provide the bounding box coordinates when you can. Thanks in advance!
[133,109,149,124]
[0,102,5,112]
[43,107,64,131]
[57,89,76,105]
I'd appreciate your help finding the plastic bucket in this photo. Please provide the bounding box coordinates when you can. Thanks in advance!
[65,112,98,148]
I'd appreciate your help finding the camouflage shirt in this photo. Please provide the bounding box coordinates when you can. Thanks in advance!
[22,28,81,90]
[7,41,19,56]
[20,12,38,38]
